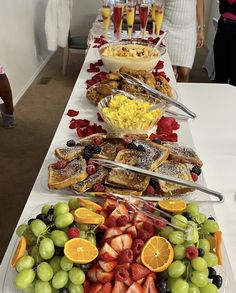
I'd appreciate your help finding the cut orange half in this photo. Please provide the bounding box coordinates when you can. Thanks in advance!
[158,199,187,213]
[77,198,102,212]
[64,238,98,264]
[141,236,174,272]
[74,207,104,225]
[214,231,222,265]
[11,236,27,267]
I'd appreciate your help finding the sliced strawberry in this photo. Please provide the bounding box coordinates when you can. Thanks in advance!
[118,248,133,264]
[110,203,128,220]
[111,280,127,293]
[98,260,118,272]
[130,263,151,281]
[99,242,118,261]
[119,223,132,233]
[90,283,103,293]
[103,227,123,241]
[137,278,145,285]
[83,280,91,293]
[103,198,117,213]
[116,262,131,271]
[124,277,133,287]
[143,274,158,293]
[98,282,112,293]
[143,221,154,234]
[126,282,143,293]
[137,229,152,242]
[96,269,114,284]
[87,266,98,282]
[134,212,148,225]
[126,226,137,239]
[110,234,133,253]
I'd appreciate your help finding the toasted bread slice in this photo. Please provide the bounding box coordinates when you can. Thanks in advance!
[156,160,194,196]
[94,139,122,160]
[104,186,143,196]
[163,142,203,167]
[55,146,84,161]
[105,133,148,140]
[48,157,88,190]
[72,166,108,194]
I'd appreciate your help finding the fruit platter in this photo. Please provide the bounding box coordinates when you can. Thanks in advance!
[4,195,227,293]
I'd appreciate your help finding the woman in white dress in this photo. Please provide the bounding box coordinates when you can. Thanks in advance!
[161,0,205,82]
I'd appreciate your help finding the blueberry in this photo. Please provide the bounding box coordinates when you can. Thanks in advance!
[55,247,64,256]
[208,216,215,221]
[212,275,223,289]
[150,177,158,187]
[84,145,94,152]
[83,150,92,160]
[92,145,102,154]
[80,263,92,272]
[127,142,137,150]
[27,219,35,225]
[36,213,53,224]
[48,225,56,232]
[197,248,205,257]
[47,208,54,215]
[208,267,217,279]
[137,145,146,152]
[182,211,192,221]
[153,138,162,144]
[66,139,76,147]
[191,166,202,175]
[59,288,69,293]
[157,279,167,293]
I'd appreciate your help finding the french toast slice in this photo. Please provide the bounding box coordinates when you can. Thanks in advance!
[155,160,194,196]
[104,186,143,196]
[94,139,122,160]
[163,142,203,167]
[55,146,84,161]
[72,166,108,193]
[48,157,88,190]
[78,133,107,145]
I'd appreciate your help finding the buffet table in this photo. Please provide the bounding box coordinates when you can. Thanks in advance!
[1,35,236,291]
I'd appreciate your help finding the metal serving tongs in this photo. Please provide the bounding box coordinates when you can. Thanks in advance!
[119,73,197,119]
[91,158,224,203]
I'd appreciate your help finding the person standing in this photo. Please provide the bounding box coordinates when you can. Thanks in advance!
[161,0,205,82]
[213,0,236,86]
[0,67,15,128]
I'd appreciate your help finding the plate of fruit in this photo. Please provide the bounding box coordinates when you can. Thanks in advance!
[4,195,227,293]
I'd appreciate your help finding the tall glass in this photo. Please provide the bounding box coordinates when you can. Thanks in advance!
[126,0,136,39]
[151,0,156,35]
[120,1,125,34]
[113,0,123,40]
[155,1,164,36]
[139,0,150,38]
[102,0,111,38]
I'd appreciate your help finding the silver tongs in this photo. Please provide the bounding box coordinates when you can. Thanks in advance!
[120,73,197,119]
[91,158,224,203]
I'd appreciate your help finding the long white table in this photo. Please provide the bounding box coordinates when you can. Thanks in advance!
[1,40,236,291]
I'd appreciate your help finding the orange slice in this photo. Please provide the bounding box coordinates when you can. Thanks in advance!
[64,238,98,264]
[214,231,222,265]
[158,199,187,213]
[77,198,102,212]
[74,208,104,225]
[11,236,27,267]
[141,236,174,272]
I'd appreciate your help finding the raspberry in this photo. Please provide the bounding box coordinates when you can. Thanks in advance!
[54,160,67,169]
[105,204,117,214]
[116,145,125,153]
[137,229,151,242]
[145,185,155,196]
[67,227,80,239]
[154,217,167,229]
[105,216,117,227]
[191,172,198,182]
[185,246,198,260]
[123,138,132,146]
[92,137,103,145]
[143,221,154,233]
[66,139,76,147]
[86,164,96,175]
[115,267,130,282]
[92,183,105,192]
[118,248,134,264]
[191,166,202,176]
[132,239,144,255]
[117,215,128,227]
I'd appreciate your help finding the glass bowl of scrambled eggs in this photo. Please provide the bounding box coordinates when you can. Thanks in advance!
[98,93,166,134]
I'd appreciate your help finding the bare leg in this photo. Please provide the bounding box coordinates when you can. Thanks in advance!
[172,65,178,80]
[0,74,14,114]
[177,66,191,82]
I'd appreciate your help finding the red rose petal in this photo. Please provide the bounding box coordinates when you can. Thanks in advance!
[66,109,79,117]
[97,112,104,122]
[155,60,164,70]
[157,117,180,134]
[76,119,90,128]
[87,68,100,73]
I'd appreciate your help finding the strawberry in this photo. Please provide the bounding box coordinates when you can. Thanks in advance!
[132,239,144,255]
[116,262,131,271]
[112,281,127,293]
[99,242,118,261]
[105,216,117,228]
[153,217,167,230]
[145,185,155,196]
[110,234,133,253]
[67,226,80,239]
[96,269,114,284]
[117,215,129,227]
[137,229,151,242]
[130,263,151,281]
[118,248,134,264]
[87,266,99,282]
[126,226,137,239]
[191,172,198,182]
[124,277,133,287]
[136,255,142,264]
[143,274,158,293]
[83,279,91,293]
[110,203,128,220]
[137,278,145,285]
[98,283,112,293]
[126,282,143,293]
[134,212,148,225]
[119,223,132,233]
[103,198,117,213]
[143,221,155,234]
[103,227,123,241]
[98,260,118,272]
[90,283,103,293]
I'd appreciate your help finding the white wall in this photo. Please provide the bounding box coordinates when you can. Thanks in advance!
[0,0,51,105]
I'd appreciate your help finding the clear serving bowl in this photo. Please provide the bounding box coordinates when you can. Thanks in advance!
[99,40,166,72]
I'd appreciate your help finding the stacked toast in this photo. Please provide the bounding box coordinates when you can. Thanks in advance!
[48,133,203,197]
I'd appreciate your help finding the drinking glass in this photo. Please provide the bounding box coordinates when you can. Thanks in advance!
[139,0,150,38]
[113,0,123,39]
[155,0,164,36]
[151,0,156,35]
[120,0,125,35]
[102,0,111,38]
[126,0,136,39]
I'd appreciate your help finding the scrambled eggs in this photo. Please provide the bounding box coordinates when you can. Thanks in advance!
[102,95,163,131]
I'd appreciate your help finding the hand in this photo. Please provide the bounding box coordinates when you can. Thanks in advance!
[197,29,205,48]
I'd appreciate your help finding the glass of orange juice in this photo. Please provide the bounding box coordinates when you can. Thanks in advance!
[102,0,111,38]
[155,0,164,36]
[126,0,136,39]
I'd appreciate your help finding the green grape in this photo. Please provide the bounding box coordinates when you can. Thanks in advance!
[55,212,74,229]
[185,228,199,244]
[86,233,96,246]
[35,280,52,293]
[188,282,200,293]
[79,231,87,239]
[39,238,55,260]
[186,202,199,217]
[60,256,73,271]
[37,262,54,281]
[191,257,207,272]
[30,219,47,237]
[205,234,216,250]
[183,242,195,248]
[202,268,209,276]
[41,204,52,215]
[190,271,208,288]
[171,215,188,229]
[23,228,37,246]
[68,198,81,210]
[188,221,198,228]
[51,230,68,247]
[30,245,43,264]
[169,231,185,245]
[199,283,218,293]
[195,213,206,224]
[174,244,185,260]
[69,267,86,285]
[49,256,61,274]
[15,269,36,289]
[16,224,29,237]
[22,282,35,293]
[168,260,186,278]
[198,239,210,252]
[76,223,90,232]
[203,252,218,267]
[203,219,219,233]
[52,270,68,289]
[68,281,84,293]
[160,226,174,238]
[171,278,189,293]
[54,202,69,217]
[16,256,35,273]
[167,277,178,290]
